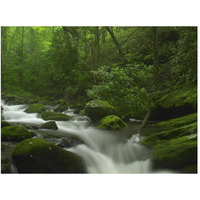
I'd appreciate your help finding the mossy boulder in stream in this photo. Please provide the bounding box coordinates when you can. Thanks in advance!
[41,111,70,121]
[142,113,197,173]
[24,104,46,113]
[40,121,58,130]
[11,138,86,173]
[1,125,32,142]
[85,100,117,121]
[98,115,128,130]
[152,135,197,170]
[1,121,11,128]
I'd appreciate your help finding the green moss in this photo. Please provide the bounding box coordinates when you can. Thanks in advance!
[81,109,85,115]
[85,100,117,121]
[11,138,85,173]
[1,125,32,142]
[41,111,70,121]
[152,135,197,170]
[181,165,197,173]
[1,163,11,173]
[24,104,46,113]
[1,121,11,128]
[41,121,58,130]
[156,113,197,128]
[154,86,197,109]
[98,115,128,130]
[142,121,197,147]
[1,114,5,121]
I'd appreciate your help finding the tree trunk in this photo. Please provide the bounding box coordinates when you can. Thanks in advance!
[102,27,106,43]
[84,27,88,58]
[105,27,127,63]
[94,26,100,63]
[152,27,160,84]
[29,27,34,55]
[137,109,151,134]
[1,27,7,74]
[62,27,79,67]
[21,26,25,59]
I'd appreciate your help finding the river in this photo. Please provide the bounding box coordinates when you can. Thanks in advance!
[1,100,172,173]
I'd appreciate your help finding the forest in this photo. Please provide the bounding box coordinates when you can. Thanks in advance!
[1,26,197,174]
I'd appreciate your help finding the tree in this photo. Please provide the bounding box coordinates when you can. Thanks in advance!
[152,27,160,85]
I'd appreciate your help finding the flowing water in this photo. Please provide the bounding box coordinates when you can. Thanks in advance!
[1,100,172,173]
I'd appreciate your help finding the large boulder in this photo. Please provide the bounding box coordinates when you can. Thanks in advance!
[85,100,117,121]
[142,113,197,173]
[1,125,32,142]
[24,104,46,113]
[1,121,11,128]
[152,135,197,170]
[11,138,86,173]
[41,111,70,121]
[150,86,197,120]
[40,121,58,130]
[98,115,128,130]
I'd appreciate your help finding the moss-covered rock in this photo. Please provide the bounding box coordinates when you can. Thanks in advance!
[141,113,197,172]
[1,114,5,121]
[24,104,46,113]
[11,138,86,173]
[142,122,197,147]
[98,115,128,130]
[181,165,197,173]
[85,100,117,121]
[81,109,85,115]
[1,121,11,128]
[1,125,32,142]
[150,86,197,120]
[156,113,197,128]
[40,121,58,130]
[41,111,70,121]
[152,135,197,171]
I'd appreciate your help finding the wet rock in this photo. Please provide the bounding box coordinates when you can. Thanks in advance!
[12,138,86,173]
[98,115,129,130]
[150,87,197,120]
[24,104,46,114]
[85,100,117,121]
[1,125,33,142]
[40,121,58,130]
[1,121,11,128]
[41,111,70,121]
[57,136,83,148]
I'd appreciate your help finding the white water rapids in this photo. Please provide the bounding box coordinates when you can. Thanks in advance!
[2,100,172,173]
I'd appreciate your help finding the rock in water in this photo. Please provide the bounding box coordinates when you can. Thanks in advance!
[1,125,32,142]
[24,104,46,113]
[40,121,58,130]
[40,111,70,121]
[85,100,117,121]
[98,115,128,130]
[12,138,86,173]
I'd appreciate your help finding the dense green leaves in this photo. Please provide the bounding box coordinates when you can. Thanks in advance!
[1,26,197,119]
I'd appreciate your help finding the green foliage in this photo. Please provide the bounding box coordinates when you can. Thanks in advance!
[87,64,153,118]
[1,26,197,120]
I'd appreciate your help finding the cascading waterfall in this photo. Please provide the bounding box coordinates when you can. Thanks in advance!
[1,100,167,173]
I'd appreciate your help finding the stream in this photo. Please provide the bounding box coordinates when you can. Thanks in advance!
[1,100,172,173]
